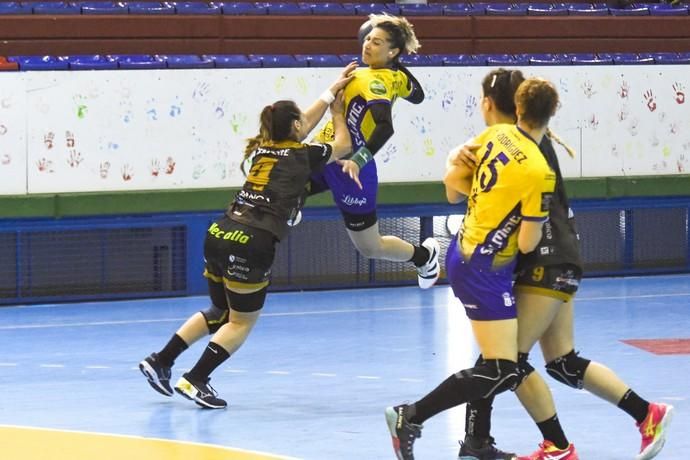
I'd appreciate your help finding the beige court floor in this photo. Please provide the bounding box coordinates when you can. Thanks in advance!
[0,426,296,460]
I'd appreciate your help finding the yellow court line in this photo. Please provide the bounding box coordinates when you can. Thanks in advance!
[0,425,300,460]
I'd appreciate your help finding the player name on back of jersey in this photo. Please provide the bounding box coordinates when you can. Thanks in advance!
[496,131,528,164]
[256,147,290,157]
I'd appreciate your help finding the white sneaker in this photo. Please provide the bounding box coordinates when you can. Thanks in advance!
[417,237,440,289]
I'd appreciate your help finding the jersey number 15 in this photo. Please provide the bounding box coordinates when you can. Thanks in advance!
[478,141,510,193]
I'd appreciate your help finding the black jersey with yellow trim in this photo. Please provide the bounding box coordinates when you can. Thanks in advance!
[228,140,332,240]
[516,137,583,271]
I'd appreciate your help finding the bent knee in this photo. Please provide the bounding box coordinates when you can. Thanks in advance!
[545,350,590,389]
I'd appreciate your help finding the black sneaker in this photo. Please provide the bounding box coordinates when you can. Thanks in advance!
[139,352,173,397]
[458,435,517,460]
[174,373,227,409]
[385,405,422,460]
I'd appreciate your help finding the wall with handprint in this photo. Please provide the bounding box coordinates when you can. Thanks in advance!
[1,65,689,195]
[0,74,27,194]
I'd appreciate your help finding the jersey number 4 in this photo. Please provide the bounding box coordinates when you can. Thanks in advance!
[247,157,278,191]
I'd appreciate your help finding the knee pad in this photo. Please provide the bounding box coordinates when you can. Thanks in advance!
[545,350,591,389]
[476,353,533,388]
[457,358,519,400]
[516,352,535,387]
[201,304,229,333]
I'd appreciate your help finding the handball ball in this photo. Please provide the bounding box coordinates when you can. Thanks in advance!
[358,20,373,45]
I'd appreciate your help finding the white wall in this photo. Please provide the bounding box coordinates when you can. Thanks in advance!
[1,65,688,195]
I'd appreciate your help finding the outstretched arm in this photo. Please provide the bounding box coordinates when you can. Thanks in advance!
[300,62,357,139]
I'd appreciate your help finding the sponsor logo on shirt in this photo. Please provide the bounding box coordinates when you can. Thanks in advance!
[346,100,366,148]
[369,79,387,96]
[541,192,553,212]
[487,214,522,251]
[239,189,270,203]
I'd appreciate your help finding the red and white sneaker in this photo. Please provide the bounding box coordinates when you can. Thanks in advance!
[517,440,579,460]
[636,402,674,460]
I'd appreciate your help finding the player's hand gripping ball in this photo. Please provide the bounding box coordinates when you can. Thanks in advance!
[358,20,373,45]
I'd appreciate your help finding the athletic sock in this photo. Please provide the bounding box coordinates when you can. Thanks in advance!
[536,414,569,450]
[157,334,188,367]
[618,389,650,424]
[410,245,430,267]
[186,341,230,382]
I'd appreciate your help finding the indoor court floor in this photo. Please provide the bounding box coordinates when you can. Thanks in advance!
[0,273,688,459]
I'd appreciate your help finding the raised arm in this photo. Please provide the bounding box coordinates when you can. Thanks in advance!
[299,62,357,139]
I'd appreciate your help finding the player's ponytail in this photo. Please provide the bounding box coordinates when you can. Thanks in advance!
[242,101,301,175]
[546,128,576,158]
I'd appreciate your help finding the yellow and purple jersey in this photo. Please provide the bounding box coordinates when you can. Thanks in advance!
[315,67,412,149]
[458,124,556,271]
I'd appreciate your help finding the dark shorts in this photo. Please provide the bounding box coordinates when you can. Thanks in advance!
[514,263,583,302]
[203,216,276,292]
[446,236,517,321]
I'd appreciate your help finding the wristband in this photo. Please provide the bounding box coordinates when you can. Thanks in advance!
[351,146,373,169]
[319,89,335,104]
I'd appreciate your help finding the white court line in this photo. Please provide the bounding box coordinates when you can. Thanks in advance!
[2,290,690,331]
[39,364,64,368]
[311,372,337,377]
[0,306,429,330]
[356,375,381,380]
[225,369,248,373]
[0,363,18,367]
[84,365,110,369]
[267,371,290,375]
[398,378,423,383]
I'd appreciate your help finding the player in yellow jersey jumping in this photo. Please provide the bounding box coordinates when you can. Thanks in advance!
[311,14,441,290]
